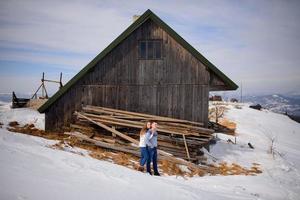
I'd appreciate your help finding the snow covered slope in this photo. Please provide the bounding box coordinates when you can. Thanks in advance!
[0,101,44,130]
[0,103,300,200]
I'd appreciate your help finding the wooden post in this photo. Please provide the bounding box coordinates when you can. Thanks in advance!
[215,106,218,124]
[182,134,190,160]
[42,72,44,98]
[59,72,63,89]
[112,126,116,143]
[31,84,42,99]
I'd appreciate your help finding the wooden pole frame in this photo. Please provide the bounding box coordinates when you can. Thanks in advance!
[31,72,63,99]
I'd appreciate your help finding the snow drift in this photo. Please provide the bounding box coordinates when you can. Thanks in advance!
[1,102,300,200]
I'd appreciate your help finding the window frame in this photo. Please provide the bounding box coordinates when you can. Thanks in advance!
[138,39,162,60]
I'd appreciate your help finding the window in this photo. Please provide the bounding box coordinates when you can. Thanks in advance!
[154,40,161,59]
[139,41,146,59]
[138,40,162,59]
[148,41,154,59]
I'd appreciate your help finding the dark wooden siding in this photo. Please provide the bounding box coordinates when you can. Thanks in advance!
[45,19,214,131]
[209,72,228,91]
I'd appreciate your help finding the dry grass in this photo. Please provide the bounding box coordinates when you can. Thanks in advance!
[6,121,262,177]
[26,99,47,110]
[160,160,186,176]
[209,105,237,135]
[209,106,227,122]
[7,122,68,140]
[209,162,262,176]
[218,118,237,135]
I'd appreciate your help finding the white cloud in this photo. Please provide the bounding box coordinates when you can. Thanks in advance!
[0,0,130,53]
[0,0,299,95]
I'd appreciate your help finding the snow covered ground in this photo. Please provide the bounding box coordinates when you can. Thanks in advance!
[0,101,300,200]
[0,101,44,130]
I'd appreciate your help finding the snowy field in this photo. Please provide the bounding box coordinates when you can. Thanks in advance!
[1,101,300,200]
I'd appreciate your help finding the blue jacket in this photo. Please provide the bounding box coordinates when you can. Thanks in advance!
[145,129,158,148]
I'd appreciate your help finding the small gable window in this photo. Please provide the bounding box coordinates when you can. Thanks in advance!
[138,40,162,59]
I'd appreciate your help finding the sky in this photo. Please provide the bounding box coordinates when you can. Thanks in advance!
[0,0,300,96]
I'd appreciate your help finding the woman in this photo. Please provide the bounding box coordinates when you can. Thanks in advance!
[145,121,160,176]
[138,121,151,172]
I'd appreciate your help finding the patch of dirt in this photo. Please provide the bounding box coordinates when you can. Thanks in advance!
[9,121,19,127]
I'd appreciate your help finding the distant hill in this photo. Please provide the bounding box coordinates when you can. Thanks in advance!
[243,94,300,117]
[0,93,52,103]
[0,93,12,103]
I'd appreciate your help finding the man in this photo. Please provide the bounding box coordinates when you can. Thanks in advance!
[145,122,160,176]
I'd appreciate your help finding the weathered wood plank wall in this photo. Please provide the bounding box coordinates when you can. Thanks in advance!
[45,19,216,131]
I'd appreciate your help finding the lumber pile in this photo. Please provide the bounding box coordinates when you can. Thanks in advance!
[71,105,214,164]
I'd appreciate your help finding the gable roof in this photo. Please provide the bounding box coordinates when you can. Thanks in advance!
[38,9,238,113]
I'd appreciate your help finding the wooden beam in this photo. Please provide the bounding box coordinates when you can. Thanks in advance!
[78,112,212,137]
[83,110,212,134]
[43,79,62,84]
[76,112,139,144]
[83,106,213,134]
[85,105,204,126]
[79,115,208,137]
[65,131,140,156]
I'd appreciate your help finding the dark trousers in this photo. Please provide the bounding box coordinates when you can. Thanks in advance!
[146,147,159,175]
[139,147,149,166]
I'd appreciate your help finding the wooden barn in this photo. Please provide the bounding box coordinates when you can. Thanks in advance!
[38,9,238,132]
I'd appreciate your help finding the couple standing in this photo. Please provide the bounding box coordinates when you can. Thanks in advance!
[138,121,160,176]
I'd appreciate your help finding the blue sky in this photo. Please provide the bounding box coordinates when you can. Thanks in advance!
[0,0,300,96]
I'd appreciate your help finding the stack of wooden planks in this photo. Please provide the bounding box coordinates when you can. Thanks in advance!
[71,105,214,165]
